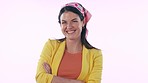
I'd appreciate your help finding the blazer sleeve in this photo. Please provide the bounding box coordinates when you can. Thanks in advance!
[35,40,54,83]
[87,50,103,83]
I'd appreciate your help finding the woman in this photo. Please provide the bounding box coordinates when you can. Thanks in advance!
[35,2,103,83]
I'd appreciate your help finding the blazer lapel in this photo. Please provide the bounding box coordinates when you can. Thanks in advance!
[52,41,65,76]
[77,45,89,80]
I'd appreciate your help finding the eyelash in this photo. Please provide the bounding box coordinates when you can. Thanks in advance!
[73,20,78,22]
[61,22,66,24]
[61,20,78,24]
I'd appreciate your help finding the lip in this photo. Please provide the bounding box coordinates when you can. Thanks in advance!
[66,30,76,34]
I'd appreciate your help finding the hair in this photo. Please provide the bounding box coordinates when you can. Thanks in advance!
[57,4,97,49]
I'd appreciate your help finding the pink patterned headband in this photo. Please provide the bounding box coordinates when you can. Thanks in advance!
[62,2,92,24]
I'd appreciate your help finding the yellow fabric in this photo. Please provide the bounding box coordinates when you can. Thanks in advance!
[35,39,103,83]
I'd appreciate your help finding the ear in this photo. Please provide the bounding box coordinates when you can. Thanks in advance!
[82,19,85,28]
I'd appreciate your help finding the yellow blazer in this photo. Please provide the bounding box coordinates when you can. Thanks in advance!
[36,39,103,83]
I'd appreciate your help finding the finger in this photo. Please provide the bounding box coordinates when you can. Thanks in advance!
[43,63,49,73]
[43,62,51,74]
[45,64,52,74]
[45,63,50,69]
[44,63,51,70]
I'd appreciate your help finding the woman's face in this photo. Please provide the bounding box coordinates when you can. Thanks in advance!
[60,11,84,40]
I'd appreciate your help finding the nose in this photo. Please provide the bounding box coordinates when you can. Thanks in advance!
[67,22,72,29]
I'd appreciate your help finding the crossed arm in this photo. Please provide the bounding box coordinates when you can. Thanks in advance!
[43,62,84,83]
[35,40,102,83]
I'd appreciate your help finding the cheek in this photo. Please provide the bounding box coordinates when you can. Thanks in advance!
[78,25,83,31]
[60,26,65,33]
[61,27,64,31]
[79,27,83,33]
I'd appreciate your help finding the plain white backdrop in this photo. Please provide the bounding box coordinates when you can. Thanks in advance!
[0,0,148,83]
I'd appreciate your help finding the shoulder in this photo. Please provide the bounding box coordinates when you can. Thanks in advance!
[44,39,63,49]
[89,48,102,57]
[47,38,66,45]
[47,39,60,45]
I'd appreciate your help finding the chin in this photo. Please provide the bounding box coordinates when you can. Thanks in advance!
[66,36,81,41]
[66,37,76,40]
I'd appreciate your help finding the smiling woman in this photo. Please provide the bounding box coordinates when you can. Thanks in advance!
[35,2,103,83]
[60,11,84,41]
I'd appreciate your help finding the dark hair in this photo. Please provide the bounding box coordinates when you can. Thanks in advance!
[57,5,96,49]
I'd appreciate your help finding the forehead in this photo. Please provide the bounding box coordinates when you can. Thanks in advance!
[60,11,80,20]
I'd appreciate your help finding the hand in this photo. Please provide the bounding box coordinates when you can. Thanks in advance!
[43,62,52,74]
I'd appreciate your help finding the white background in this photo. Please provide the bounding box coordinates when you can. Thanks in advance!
[0,0,148,83]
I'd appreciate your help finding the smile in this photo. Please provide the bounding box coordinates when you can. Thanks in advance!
[66,30,76,34]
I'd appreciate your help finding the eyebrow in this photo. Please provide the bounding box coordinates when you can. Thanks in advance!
[72,18,78,21]
[61,18,78,22]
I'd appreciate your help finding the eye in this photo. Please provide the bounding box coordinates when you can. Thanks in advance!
[73,20,78,22]
[61,21,66,24]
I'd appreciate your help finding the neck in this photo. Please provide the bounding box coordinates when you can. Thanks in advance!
[65,39,82,53]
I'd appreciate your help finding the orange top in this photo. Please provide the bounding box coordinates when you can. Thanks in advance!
[57,50,82,79]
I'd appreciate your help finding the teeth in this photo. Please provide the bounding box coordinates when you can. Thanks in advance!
[67,31,75,34]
